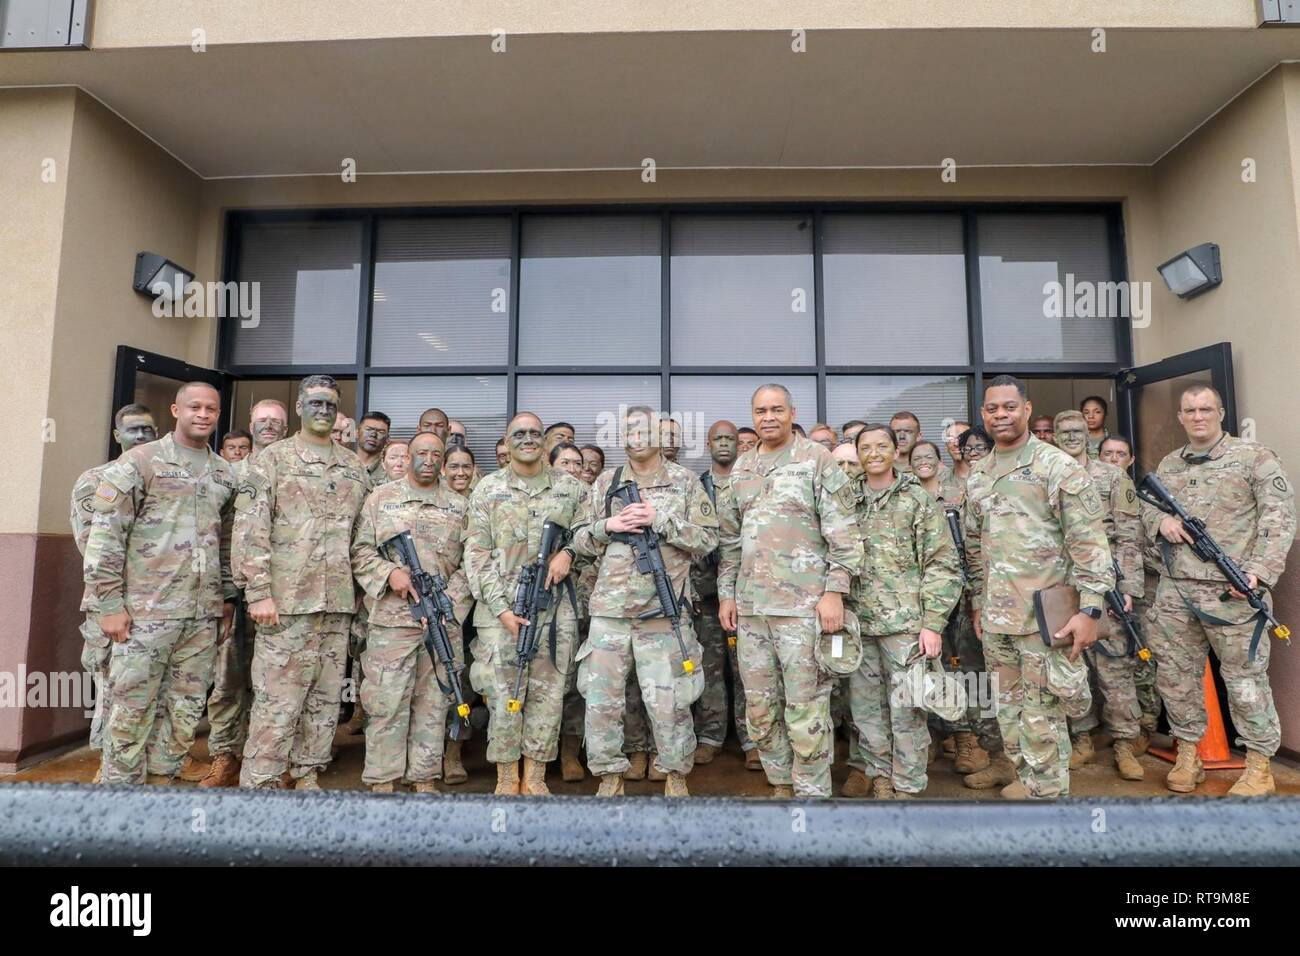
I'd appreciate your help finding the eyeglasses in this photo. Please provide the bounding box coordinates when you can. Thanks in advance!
[962,443,990,455]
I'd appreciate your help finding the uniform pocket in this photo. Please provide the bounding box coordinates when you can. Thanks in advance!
[1042,650,1092,719]
[468,639,494,695]
[573,638,596,699]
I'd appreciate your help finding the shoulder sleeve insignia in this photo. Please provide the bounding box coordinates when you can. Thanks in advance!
[1273,475,1291,495]
[1126,487,1136,504]
[93,482,119,503]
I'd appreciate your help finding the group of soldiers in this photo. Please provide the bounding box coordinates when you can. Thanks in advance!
[72,372,1294,800]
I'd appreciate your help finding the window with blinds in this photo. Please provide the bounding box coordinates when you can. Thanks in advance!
[826,375,970,454]
[669,375,818,469]
[515,375,661,468]
[367,375,507,471]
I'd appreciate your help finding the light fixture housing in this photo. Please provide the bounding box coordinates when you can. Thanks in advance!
[1157,243,1221,299]
[133,252,195,300]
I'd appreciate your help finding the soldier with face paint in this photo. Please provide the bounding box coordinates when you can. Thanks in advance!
[233,375,369,790]
[418,407,450,444]
[890,412,922,473]
[356,412,392,486]
[71,404,157,780]
[83,385,237,785]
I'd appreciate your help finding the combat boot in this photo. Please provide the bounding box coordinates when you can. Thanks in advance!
[412,780,439,794]
[144,773,173,786]
[927,736,940,765]
[664,772,689,797]
[953,732,991,774]
[343,702,367,736]
[596,774,625,798]
[693,742,720,765]
[560,734,584,782]
[371,782,395,794]
[963,751,1015,790]
[296,771,322,792]
[280,771,293,789]
[1068,733,1095,769]
[199,753,241,789]
[871,777,896,800]
[625,751,648,780]
[1133,728,1152,756]
[744,749,763,771]
[495,760,521,796]
[841,768,872,798]
[1113,739,1145,781]
[942,735,956,759]
[647,752,666,782]
[1000,779,1031,800]
[770,784,795,799]
[1227,750,1276,797]
[442,739,468,785]
[521,756,551,796]
[91,760,103,785]
[1165,738,1205,793]
[178,754,210,782]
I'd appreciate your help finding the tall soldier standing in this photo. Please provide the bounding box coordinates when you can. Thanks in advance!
[570,406,718,796]
[463,412,586,796]
[964,376,1113,799]
[717,385,863,798]
[233,375,369,790]
[83,383,237,784]
[1141,385,1295,796]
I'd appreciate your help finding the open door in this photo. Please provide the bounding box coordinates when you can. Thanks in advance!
[1116,342,1236,476]
[110,345,232,460]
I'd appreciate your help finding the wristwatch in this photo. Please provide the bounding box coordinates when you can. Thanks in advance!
[1081,606,1103,620]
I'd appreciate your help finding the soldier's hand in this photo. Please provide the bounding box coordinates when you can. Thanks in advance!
[248,597,279,628]
[1122,594,1133,614]
[1159,516,1195,546]
[1056,611,1099,662]
[816,591,844,635]
[606,505,651,533]
[498,610,529,640]
[1227,573,1259,601]
[217,601,236,645]
[919,628,943,659]
[973,614,983,642]
[99,610,132,644]
[719,598,738,633]
[387,567,418,604]
[545,550,573,587]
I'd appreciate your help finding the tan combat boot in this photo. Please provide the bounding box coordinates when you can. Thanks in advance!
[1133,728,1152,756]
[942,735,956,759]
[841,768,872,798]
[178,755,210,782]
[1227,750,1276,797]
[596,774,625,797]
[744,749,763,771]
[693,742,720,765]
[664,772,689,797]
[343,702,366,736]
[1165,738,1205,793]
[963,751,1016,790]
[199,753,241,789]
[371,781,395,794]
[770,784,795,799]
[953,732,991,774]
[296,771,322,792]
[647,752,667,782]
[144,773,173,786]
[412,780,439,794]
[560,734,585,782]
[280,770,294,789]
[520,757,551,796]
[1000,779,1031,800]
[442,739,468,785]
[495,760,521,796]
[625,751,649,780]
[1113,739,1145,781]
[1068,733,1095,769]
[871,777,896,800]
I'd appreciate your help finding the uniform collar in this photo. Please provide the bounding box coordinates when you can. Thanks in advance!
[1180,432,1230,464]
[158,432,216,472]
[986,434,1037,481]
[506,464,553,495]
[397,475,449,504]
[294,433,336,465]
[625,457,672,488]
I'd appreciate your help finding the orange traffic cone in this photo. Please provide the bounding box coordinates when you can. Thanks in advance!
[1150,659,1245,770]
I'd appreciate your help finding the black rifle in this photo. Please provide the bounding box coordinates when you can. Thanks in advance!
[942,507,967,669]
[507,520,568,713]
[1097,558,1152,661]
[1137,472,1290,659]
[381,530,471,739]
[607,475,697,674]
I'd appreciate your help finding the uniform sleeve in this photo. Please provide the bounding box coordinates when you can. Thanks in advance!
[816,462,864,595]
[1111,471,1143,599]
[650,474,719,559]
[1057,467,1116,612]
[82,459,142,616]
[715,479,741,602]
[964,494,985,617]
[232,454,276,603]
[915,493,962,633]
[570,474,611,560]
[1244,447,1297,588]
[70,468,97,556]
[463,485,509,619]
[350,495,399,603]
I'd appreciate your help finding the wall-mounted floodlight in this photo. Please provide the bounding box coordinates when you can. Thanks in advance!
[1157,243,1221,300]
[133,252,194,300]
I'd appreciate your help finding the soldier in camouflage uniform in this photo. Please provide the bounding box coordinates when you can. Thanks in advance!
[464,412,586,796]
[842,426,962,798]
[233,376,369,790]
[83,383,237,785]
[571,406,718,797]
[71,404,157,777]
[351,432,472,792]
[200,398,288,787]
[718,385,864,799]
[356,412,391,487]
[1053,412,1147,780]
[1081,396,1109,460]
[964,376,1114,800]
[1141,385,1295,796]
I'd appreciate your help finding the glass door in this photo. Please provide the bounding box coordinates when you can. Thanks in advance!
[110,345,230,460]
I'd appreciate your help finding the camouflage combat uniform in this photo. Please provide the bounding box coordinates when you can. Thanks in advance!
[71,462,113,751]
[1140,435,1295,757]
[691,469,752,752]
[82,434,237,783]
[965,436,1114,798]
[351,476,471,784]
[847,469,962,794]
[463,466,586,765]
[717,434,863,797]
[561,560,599,738]
[1068,458,1145,741]
[1132,532,1163,733]
[233,435,368,788]
[570,460,718,777]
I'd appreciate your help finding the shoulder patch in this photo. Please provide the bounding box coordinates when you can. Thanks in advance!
[94,482,119,503]
[1126,486,1136,504]
[1273,475,1291,495]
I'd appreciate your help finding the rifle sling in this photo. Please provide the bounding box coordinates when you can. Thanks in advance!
[1159,538,1270,663]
